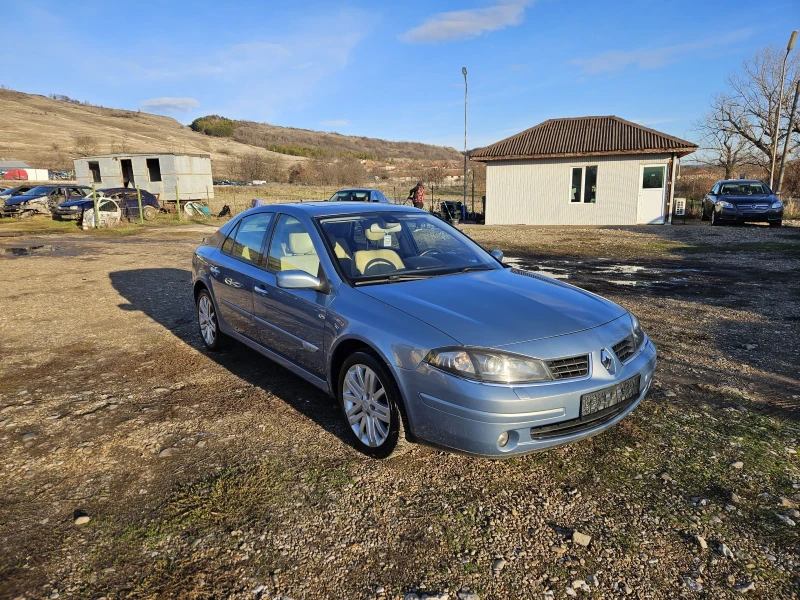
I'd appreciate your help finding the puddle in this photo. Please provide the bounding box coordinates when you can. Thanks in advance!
[504,255,735,299]
[0,245,59,257]
[503,256,570,279]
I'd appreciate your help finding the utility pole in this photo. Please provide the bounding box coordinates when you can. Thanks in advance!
[777,80,800,194]
[769,30,797,189]
[462,67,468,212]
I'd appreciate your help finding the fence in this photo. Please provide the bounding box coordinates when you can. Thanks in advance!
[207,182,486,219]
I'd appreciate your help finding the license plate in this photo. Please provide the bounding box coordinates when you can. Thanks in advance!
[581,375,640,417]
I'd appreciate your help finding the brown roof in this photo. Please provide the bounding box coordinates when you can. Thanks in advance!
[470,116,697,161]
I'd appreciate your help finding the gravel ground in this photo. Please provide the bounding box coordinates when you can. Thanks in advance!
[0,220,798,600]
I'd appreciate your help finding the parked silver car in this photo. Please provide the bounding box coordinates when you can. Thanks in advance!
[192,203,657,458]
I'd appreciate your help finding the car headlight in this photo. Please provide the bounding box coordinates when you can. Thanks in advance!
[771,200,783,209]
[424,347,552,383]
[719,201,734,209]
[630,313,645,350]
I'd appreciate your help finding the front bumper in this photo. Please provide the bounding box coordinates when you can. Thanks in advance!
[396,335,657,457]
[717,206,783,223]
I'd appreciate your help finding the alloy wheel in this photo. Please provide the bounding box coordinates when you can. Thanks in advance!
[343,364,391,447]
[198,295,217,346]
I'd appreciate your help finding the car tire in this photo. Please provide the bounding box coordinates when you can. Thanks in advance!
[769,220,782,227]
[711,209,720,226]
[196,289,229,351]
[143,206,158,221]
[700,203,709,221]
[338,351,410,459]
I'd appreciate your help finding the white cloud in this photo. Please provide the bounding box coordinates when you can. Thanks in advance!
[139,97,200,113]
[321,119,350,127]
[400,1,533,43]
[571,30,753,74]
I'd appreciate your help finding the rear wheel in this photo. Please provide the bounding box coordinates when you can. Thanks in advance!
[338,351,410,459]
[196,289,229,351]
[143,205,158,221]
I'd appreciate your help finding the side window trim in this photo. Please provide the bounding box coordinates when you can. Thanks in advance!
[257,212,277,269]
[263,212,286,273]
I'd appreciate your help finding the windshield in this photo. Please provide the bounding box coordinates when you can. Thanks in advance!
[318,212,500,283]
[720,182,771,195]
[328,190,371,202]
[21,186,55,196]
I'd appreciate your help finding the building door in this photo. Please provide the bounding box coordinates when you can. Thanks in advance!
[120,159,135,188]
[637,165,666,224]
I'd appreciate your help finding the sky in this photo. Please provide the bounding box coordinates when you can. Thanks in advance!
[2,0,798,150]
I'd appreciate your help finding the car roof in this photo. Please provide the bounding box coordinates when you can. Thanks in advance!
[250,201,420,218]
[332,188,382,193]
[718,179,767,184]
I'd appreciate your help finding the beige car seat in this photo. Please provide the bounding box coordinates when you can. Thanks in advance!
[280,232,320,276]
[354,223,405,275]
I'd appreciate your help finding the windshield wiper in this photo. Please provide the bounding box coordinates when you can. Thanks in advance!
[354,273,437,286]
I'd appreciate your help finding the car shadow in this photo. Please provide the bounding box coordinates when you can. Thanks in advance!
[108,267,356,450]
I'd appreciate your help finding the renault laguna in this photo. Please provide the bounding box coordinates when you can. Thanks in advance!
[192,203,657,458]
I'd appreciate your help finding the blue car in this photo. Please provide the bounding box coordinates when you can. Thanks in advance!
[54,187,160,221]
[328,188,392,203]
[191,203,656,458]
[701,179,784,226]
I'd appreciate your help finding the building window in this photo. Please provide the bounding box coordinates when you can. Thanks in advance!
[88,161,101,183]
[584,165,597,203]
[146,158,162,182]
[569,166,598,203]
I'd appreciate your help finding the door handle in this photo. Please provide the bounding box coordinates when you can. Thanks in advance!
[209,266,220,276]
[254,285,269,296]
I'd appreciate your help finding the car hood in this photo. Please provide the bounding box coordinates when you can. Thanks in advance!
[4,194,47,206]
[719,194,774,203]
[356,267,627,347]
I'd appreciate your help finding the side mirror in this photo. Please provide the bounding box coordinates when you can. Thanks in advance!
[276,270,330,293]
[490,249,504,262]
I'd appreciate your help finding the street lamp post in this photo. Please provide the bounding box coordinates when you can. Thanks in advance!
[769,30,797,189]
[462,66,468,217]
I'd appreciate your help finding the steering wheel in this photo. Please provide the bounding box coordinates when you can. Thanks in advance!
[420,248,442,256]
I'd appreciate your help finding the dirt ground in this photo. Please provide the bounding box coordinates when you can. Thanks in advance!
[0,219,798,600]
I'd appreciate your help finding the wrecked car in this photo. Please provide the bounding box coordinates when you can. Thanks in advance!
[2,185,91,218]
[54,188,159,221]
[82,198,122,228]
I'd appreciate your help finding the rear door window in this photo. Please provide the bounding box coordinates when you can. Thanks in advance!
[226,213,274,265]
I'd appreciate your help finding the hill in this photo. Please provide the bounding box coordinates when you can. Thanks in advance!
[229,120,462,162]
[0,90,462,178]
[0,89,302,176]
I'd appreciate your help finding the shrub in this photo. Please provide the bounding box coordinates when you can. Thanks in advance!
[191,115,235,138]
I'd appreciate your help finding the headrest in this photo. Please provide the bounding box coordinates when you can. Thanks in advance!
[365,222,401,241]
[289,232,314,254]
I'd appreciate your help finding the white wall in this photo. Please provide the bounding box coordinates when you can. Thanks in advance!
[485,153,672,225]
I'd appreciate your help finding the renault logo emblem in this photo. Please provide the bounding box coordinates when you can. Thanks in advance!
[601,348,614,372]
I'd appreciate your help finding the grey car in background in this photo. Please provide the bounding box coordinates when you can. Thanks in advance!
[192,203,656,458]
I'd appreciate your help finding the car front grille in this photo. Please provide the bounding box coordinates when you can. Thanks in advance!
[546,354,589,380]
[739,203,769,211]
[612,335,636,363]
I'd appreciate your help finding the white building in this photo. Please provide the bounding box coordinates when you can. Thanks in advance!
[73,153,214,203]
[471,116,697,225]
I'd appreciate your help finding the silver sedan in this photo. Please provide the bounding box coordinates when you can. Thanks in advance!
[192,203,657,458]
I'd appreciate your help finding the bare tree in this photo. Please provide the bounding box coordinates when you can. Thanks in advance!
[73,136,98,157]
[710,45,800,185]
[694,108,754,179]
[236,152,286,182]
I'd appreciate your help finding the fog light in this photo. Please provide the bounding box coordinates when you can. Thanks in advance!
[498,431,509,447]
